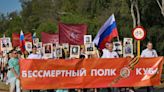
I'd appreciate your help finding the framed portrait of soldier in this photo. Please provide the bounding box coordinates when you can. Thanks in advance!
[70,45,80,58]
[36,42,42,49]
[62,43,69,58]
[3,50,9,56]
[33,38,39,45]
[36,42,42,54]
[113,41,123,55]
[85,43,95,54]
[84,35,92,44]
[25,42,32,53]
[62,43,69,51]
[1,37,12,51]
[43,43,53,58]
[55,46,63,58]
[123,38,133,57]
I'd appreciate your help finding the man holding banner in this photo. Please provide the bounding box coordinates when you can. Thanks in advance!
[141,42,158,92]
[101,42,119,92]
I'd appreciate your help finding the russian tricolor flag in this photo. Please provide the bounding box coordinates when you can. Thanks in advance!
[93,14,118,49]
[20,30,25,52]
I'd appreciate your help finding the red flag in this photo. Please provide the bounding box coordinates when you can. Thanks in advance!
[41,32,59,44]
[12,33,32,47]
[59,23,87,45]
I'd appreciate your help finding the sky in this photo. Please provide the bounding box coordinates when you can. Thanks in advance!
[0,0,22,15]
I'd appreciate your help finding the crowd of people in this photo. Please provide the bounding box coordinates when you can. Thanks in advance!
[0,41,158,92]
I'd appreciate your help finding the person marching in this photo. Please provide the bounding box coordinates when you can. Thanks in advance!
[141,42,158,92]
[141,42,158,57]
[8,50,21,92]
[101,42,119,58]
[27,46,42,92]
[28,45,42,59]
[101,42,119,92]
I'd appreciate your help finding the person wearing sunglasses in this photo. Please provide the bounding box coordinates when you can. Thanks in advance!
[8,50,20,92]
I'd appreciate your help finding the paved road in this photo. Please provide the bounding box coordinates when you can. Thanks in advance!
[0,81,9,92]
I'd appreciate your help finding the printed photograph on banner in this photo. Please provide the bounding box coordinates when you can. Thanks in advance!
[84,35,92,44]
[25,42,32,53]
[70,45,80,58]
[123,38,133,57]
[85,43,95,54]
[1,37,12,51]
[55,46,63,58]
[33,38,39,45]
[43,43,53,59]
[113,41,123,55]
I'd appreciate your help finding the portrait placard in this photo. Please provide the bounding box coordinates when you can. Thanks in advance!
[70,45,80,58]
[62,43,69,51]
[1,37,12,51]
[85,43,95,55]
[33,38,39,45]
[43,43,53,59]
[55,46,63,58]
[25,42,32,53]
[84,35,92,44]
[123,38,133,57]
[113,41,123,55]
[36,42,42,49]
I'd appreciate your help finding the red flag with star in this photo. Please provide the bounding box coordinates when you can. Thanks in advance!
[58,23,87,45]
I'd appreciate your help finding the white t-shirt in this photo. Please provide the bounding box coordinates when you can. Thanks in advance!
[101,48,119,58]
[141,48,158,57]
[27,53,42,59]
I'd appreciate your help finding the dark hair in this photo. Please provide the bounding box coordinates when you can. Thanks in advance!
[147,41,152,44]
[10,49,17,53]
[105,42,113,46]
[17,51,22,55]
[32,45,37,49]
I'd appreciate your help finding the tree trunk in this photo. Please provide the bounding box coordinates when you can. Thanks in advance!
[130,0,136,28]
[156,0,164,16]
[135,0,141,26]
[130,0,141,55]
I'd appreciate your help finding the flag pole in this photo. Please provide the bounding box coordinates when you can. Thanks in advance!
[137,40,140,57]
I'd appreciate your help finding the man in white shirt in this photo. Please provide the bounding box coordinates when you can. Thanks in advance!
[27,46,41,92]
[141,42,158,57]
[101,42,119,92]
[28,46,42,59]
[141,42,157,92]
[101,42,119,58]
